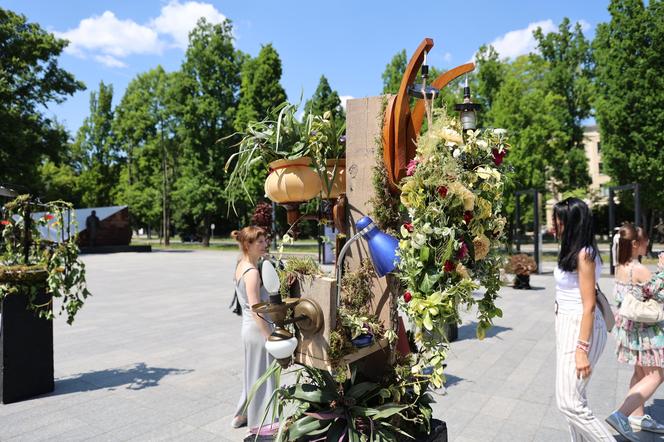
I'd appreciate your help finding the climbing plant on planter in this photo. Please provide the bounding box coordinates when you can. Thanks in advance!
[397,111,509,388]
[0,194,90,324]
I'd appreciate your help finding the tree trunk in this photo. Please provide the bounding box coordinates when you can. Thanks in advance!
[162,135,170,247]
[203,216,211,247]
[647,209,655,255]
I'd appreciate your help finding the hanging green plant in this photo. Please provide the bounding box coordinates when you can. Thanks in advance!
[0,195,91,324]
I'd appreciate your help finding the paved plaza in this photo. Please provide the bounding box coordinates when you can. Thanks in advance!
[1,251,663,441]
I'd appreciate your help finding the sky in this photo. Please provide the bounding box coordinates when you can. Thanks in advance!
[4,0,611,135]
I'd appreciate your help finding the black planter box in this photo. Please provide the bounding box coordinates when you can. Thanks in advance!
[0,287,54,403]
[513,274,532,290]
[445,322,459,342]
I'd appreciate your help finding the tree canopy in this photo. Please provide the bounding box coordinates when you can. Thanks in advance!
[0,8,84,190]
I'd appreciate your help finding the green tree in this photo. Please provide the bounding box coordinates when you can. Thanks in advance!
[234,43,287,131]
[0,8,84,190]
[474,45,507,116]
[382,49,407,94]
[72,82,119,207]
[532,18,592,190]
[304,75,343,119]
[594,0,664,234]
[114,66,179,244]
[173,18,243,246]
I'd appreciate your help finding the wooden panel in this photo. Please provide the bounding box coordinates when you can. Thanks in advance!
[345,96,396,332]
[292,276,336,369]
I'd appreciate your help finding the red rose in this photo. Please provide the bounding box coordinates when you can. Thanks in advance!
[43,214,54,221]
[404,291,412,303]
[463,211,474,224]
[444,260,454,272]
[437,186,448,198]
[457,242,468,260]
[492,148,507,166]
[403,222,414,233]
[0,220,9,226]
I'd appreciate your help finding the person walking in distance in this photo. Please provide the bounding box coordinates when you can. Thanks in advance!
[85,210,101,247]
[553,198,614,440]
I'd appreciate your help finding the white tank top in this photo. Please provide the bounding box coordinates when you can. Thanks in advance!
[554,251,602,314]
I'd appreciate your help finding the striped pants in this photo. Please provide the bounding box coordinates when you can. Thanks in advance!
[555,307,614,441]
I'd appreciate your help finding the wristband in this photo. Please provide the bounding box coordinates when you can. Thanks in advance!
[576,344,589,353]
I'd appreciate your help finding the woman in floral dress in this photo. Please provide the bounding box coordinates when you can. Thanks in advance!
[607,223,664,439]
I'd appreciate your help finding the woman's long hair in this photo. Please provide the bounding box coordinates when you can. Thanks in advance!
[617,222,648,265]
[553,197,599,272]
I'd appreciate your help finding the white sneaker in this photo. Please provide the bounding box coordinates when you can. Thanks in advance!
[629,414,664,433]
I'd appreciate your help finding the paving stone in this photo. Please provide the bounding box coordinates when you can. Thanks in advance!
[1,252,663,442]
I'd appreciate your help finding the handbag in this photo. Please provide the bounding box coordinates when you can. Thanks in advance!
[595,284,615,332]
[229,290,242,316]
[619,292,664,324]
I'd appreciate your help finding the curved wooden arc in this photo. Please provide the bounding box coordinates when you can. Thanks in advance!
[383,38,433,191]
[410,62,476,136]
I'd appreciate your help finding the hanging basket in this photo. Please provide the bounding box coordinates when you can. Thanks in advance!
[264,157,322,204]
[321,158,346,200]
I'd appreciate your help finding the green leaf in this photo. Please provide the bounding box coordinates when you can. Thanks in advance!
[419,246,430,263]
[346,381,380,400]
[287,383,338,403]
[288,416,327,439]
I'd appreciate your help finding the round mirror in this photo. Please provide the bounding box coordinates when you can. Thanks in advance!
[261,259,281,294]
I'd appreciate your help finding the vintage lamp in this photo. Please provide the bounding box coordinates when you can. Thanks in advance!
[407,52,439,100]
[251,259,324,368]
[453,77,482,131]
[335,216,400,305]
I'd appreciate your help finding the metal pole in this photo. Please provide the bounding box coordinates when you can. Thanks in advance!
[609,188,616,275]
[271,202,278,250]
[534,190,541,274]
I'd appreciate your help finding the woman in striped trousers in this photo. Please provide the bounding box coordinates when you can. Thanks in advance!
[553,198,614,440]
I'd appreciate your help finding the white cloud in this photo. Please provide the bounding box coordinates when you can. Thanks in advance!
[94,54,128,68]
[56,1,226,68]
[486,19,557,59]
[443,52,452,63]
[57,11,162,59]
[339,95,354,111]
[151,1,227,49]
[483,19,592,61]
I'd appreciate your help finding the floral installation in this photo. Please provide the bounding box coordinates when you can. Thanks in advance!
[396,110,509,388]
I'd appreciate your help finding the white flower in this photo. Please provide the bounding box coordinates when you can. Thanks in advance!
[453,149,461,158]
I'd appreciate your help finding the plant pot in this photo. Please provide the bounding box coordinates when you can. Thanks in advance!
[444,322,458,342]
[264,157,322,204]
[416,419,448,442]
[0,278,54,403]
[351,333,373,348]
[514,274,531,290]
[321,158,346,200]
